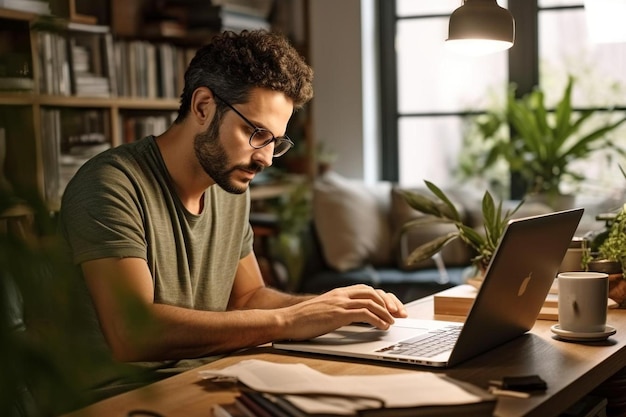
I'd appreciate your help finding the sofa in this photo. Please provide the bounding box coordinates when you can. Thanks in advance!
[296,172,553,303]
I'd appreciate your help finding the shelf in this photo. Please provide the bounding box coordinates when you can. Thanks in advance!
[0,7,40,22]
[0,93,179,110]
[0,92,36,105]
[113,97,180,110]
[0,0,311,212]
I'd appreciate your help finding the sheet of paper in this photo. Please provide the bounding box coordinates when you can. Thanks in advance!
[199,359,484,414]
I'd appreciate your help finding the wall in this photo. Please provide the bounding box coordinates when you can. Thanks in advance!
[308,0,380,182]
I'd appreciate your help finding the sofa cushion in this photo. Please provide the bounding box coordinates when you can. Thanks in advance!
[390,186,475,271]
[313,172,392,272]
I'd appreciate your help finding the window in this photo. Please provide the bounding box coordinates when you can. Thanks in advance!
[381,0,626,205]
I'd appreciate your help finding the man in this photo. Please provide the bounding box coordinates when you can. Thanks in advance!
[59,30,406,393]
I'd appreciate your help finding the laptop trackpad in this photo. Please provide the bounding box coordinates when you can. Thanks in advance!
[309,323,430,346]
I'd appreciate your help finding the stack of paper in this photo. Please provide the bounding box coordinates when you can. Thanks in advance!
[202,359,496,416]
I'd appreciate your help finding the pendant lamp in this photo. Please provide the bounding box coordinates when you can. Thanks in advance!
[446,0,515,56]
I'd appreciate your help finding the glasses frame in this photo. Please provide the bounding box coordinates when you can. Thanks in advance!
[211,90,294,157]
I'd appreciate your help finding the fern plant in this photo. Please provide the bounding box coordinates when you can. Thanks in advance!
[399,180,522,272]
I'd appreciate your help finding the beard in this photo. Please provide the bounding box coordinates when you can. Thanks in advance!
[194,113,264,194]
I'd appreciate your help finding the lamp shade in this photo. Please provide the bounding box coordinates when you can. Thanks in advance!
[446,0,515,56]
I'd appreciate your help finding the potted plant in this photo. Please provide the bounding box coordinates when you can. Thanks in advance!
[583,167,626,307]
[267,180,312,290]
[398,180,522,274]
[461,75,626,208]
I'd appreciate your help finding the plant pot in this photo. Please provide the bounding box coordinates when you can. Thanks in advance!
[588,259,626,308]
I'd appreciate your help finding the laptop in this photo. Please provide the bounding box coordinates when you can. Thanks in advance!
[274,208,584,367]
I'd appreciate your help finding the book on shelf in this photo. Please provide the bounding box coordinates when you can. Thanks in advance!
[220,10,270,32]
[37,26,115,98]
[433,284,559,320]
[67,31,115,97]
[142,19,187,38]
[208,0,274,19]
[40,108,61,206]
[113,39,194,99]
[39,108,111,207]
[120,113,176,143]
[153,1,271,33]
[0,77,34,91]
[0,0,50,15]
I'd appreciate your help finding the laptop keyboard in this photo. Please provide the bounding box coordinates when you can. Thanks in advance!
[377,325,462,358]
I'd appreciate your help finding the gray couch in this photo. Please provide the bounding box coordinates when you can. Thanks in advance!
[295,173,479,302]
[295,172,554,303]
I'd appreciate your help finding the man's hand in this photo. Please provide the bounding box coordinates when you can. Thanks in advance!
[276,284,407,341]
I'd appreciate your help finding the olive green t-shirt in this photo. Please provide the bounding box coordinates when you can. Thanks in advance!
[59,135,253,394]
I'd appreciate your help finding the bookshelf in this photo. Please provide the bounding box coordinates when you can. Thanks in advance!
[0,0,306,211]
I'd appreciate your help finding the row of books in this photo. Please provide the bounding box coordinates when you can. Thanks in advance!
[142,0,273,38]
[0,0,50,15]
[35,23,197,99]
[119,112,177,144]
[40,108,111,206]
[113,40,196,99]
[37,26,115,97]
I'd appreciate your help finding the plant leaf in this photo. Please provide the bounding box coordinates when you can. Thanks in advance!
[400,216,453,234]
[424,180,461,221]
[399,190,446,218]
[405,232,459,265]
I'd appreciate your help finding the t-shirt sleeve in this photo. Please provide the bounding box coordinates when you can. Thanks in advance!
[60,160,147,265]
[241,221,254,259]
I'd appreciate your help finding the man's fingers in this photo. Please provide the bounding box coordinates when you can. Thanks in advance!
[376,289,408,318]
[349,308,393,330]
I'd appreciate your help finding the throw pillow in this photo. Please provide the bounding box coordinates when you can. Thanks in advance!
[313,172,392,272]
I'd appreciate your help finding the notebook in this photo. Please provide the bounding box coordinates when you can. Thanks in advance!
[274,208,584,368]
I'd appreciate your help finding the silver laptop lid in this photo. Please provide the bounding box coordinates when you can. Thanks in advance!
[447,207,584,366]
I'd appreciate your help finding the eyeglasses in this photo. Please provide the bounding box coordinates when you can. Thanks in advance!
[212,91,294,157]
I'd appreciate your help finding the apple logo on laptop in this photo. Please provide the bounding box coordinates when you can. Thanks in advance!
[518,273,533,296]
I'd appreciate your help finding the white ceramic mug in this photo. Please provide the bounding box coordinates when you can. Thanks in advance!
[557,272,608,333]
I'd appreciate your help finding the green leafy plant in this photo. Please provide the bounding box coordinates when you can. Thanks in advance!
[463,75,626,199]
[585,166,626,279]
[399,181,522,272]
[596,206,626,279]
[268,182,312,289]
[0,188,152,417]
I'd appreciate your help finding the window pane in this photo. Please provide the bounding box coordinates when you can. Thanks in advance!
[397,18,508,114]
[398,116,464,188]
[539,9,626,107]
[396,0,510,17]
[538,0,583,7]
[396,0,460,17]
[568,111,626,211]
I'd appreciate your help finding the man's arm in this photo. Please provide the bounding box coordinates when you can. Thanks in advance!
[82,253,406,363]
[227,252,314,310]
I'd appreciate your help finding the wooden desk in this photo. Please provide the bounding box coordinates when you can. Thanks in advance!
[63,296,626,417]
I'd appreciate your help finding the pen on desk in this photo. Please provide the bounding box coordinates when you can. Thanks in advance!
[488,387,531,399]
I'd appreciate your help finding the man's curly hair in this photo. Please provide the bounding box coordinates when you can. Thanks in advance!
[176,30,314,122]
